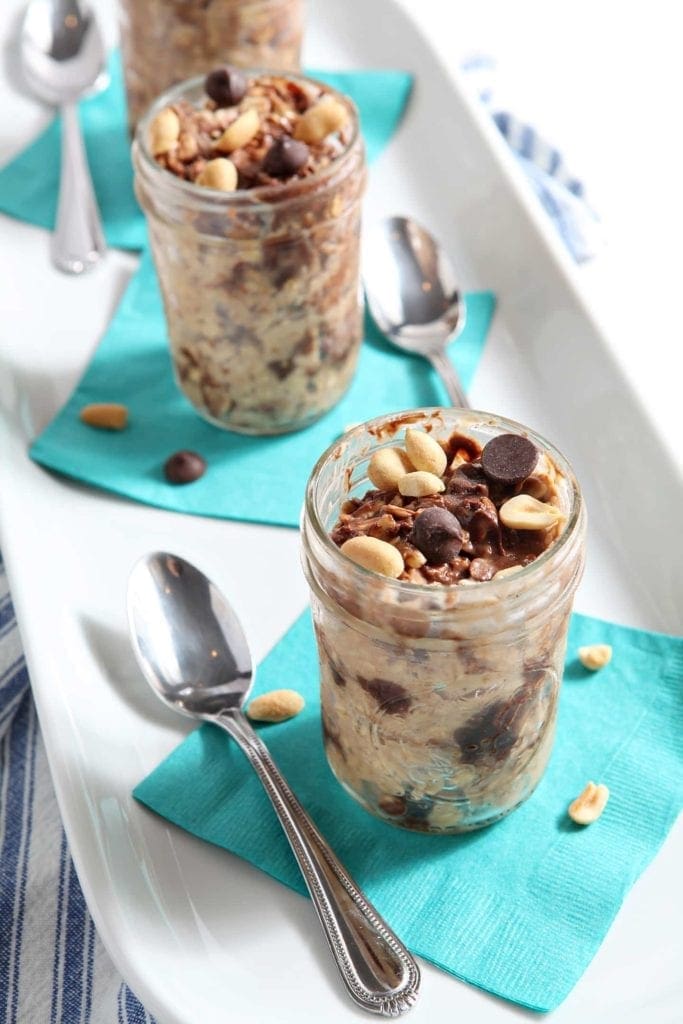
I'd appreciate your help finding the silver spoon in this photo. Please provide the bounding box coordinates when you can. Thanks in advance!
[364,216,469,408]
[20,0,107,273]
[127,552,420,1017]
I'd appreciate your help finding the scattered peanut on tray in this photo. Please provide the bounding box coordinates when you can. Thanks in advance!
[79,403,128,430]
[568,781,610,825]
[578,644,613,670]
[247,689,305,723]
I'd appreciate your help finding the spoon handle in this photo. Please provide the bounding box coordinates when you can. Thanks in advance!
[427,351,470,408]
[216,711,420,1016]
[52,101,106,274]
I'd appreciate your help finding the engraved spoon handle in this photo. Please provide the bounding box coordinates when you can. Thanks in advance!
[215,711,420,1017]
[427,350,470,409]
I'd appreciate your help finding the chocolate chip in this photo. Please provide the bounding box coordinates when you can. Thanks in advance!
[204,66,247,107]
[446,463,489,496]
[262,136,309,177]
[410,507,465,565]
[481,433,538,485]
[379,795,407,817]
[401,794,432,819]
[164,450,206,484]
[447,495,499,543]
[358,676,411,715]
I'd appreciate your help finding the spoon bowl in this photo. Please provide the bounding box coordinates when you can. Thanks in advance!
[127,552,420,1016]
[20,0,108,105]
[364,215,469,407]
[128,552,253,718]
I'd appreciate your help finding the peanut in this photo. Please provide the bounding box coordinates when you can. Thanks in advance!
[79,403,128,430]
[405,428,447,477]
[176,130,199,162]
[404,548,427,569]
[568,781,609,825]
[578,644,613,670]
[149,108,180,156]
[215,108,260,153]
[196,158,238,192]
[493,565,524,579]
[398,471,445,498]
[522,452,557,500]
[340,536,404,578]
[247,689,305,723]
[294,96,348,144]
[367,447,414,490]
[499,494,564,530]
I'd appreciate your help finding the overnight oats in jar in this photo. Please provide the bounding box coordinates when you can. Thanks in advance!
[133,68,366,434]
[119,0,304,129]
[301,409,586,833]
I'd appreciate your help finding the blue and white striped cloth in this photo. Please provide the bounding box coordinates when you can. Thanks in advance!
[0,65,599,1024]
[463,54,601,263]
[0,552,156,1024]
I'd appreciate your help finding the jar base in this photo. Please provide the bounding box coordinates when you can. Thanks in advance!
[184,401,330,437]
[374,798,528,835]
[334,769,534,835]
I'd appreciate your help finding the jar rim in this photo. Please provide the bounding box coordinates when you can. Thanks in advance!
[304,406,583,603]
[133,70,361,211]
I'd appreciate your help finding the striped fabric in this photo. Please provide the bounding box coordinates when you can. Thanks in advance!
[0,551,156,1024]
[463,54,602,262]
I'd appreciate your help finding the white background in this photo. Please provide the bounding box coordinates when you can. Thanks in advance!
[395,0,683,452]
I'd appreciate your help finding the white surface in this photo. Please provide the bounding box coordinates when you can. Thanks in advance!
[394,0,683,463]
[1,1,681,1022]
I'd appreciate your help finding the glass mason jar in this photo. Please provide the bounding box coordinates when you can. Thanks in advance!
[119,0,304,130]
[132,75,366,435]
[301,408,587,834]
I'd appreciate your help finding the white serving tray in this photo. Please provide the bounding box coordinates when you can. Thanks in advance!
[0,0,681,1021]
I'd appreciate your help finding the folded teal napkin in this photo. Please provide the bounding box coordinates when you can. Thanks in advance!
[135,610,683,1012]
[0,50,413,251]
[29,247,494,527]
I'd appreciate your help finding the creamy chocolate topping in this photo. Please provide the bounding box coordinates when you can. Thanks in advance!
[150,69,353,191]
[331,429,562,584]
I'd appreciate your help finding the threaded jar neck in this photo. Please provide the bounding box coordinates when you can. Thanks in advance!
[301,408,586,643]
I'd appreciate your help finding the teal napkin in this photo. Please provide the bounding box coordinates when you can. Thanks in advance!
[0,52,142,250]
[29,247,494,527]
[0,50,413,250]
[135,610,683,1012]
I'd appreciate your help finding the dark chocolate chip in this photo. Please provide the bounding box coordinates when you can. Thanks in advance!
[379,795,407,817]
[267,358,295,380]
[262,136,310,177]
[446,463,489,496]
[164,450,206,484]
[447,495,499,543]
[403,795,433,821]
[204,66,247,107]
[481,433,538,485]
[453,675,544,764]
[410,506,465,565]
[358,676,411,715]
